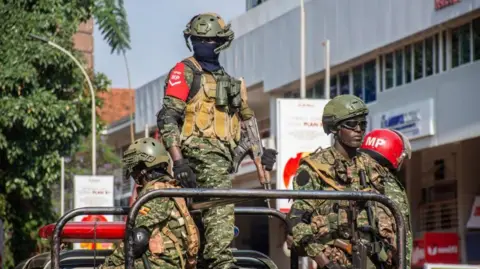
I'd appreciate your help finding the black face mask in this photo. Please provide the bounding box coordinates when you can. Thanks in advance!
[192,42,221,72]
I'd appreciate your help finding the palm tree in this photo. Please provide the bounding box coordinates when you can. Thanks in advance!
[93,0,135,142]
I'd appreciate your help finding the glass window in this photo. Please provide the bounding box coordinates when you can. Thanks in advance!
[395,49,403,86]
[307,88,314,98]
[425,37,434,77]
[452,26,460,68]
[314,79,324,98]
[339,72,349,94]
[474,18,480,61]
[460,23,471,65]
[353,65,363,100]
[385,53,394,89]
[405,45,412,83]
[414,41,423,80]
[435,34,440,73]
[442,31,447,71]
[293,91,300,98]
[284,91,292,98]
[364,60,377,103]
[330,76,338,98]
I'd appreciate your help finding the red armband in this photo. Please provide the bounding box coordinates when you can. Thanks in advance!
[165,62,190,102]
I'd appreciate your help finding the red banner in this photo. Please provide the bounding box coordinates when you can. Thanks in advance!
[435,0,461,10]
[412,232,459,267]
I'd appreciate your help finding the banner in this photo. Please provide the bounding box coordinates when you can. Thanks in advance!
[73,175,114,250]
[275,98,331,213]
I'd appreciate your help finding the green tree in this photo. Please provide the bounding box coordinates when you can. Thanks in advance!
[0,0,130,267]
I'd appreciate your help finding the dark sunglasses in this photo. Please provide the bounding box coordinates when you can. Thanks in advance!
[340,119,367,131]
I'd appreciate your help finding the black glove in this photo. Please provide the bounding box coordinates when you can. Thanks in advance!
[261,148,278,171]
[173,159,197,188]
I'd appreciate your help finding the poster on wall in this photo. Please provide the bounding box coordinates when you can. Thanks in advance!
[371,98,435,140]
[73,175,114,250]
[275,98,331,213]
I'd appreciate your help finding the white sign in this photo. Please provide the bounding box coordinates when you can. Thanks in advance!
[467,196,480,229]
[275,99,332,213]
[371,98,435,140]
[73,175,114,249]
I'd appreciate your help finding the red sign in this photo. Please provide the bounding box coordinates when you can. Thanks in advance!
[424,232,459,264]
[412,232,459,267]
[435,0,461,10]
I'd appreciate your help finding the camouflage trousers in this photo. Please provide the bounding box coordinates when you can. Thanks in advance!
[183,143,235,269]
[100,243,182,269]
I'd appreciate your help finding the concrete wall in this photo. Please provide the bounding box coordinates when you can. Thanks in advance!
[220,0,480,91]
[368,61,480,151]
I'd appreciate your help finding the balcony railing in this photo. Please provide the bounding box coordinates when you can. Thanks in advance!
[418,199,458,232]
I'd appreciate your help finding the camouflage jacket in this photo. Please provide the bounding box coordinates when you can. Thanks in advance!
[101,176,191,268]
[288,147,394,259]
[364,155,413,269]
[157,59,254,155]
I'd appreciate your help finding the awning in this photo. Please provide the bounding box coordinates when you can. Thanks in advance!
[467,196,480,229]
[412,232,460,267]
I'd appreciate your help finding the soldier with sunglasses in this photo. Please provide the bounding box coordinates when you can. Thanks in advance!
[286,95,394,269]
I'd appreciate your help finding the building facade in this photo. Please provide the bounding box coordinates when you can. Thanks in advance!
[127,0,480,267]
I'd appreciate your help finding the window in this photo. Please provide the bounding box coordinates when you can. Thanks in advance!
[313,79,324,98]
[330,76,338,98]
[425,36,434,77]
[405,45,412,83]
[385,52,394,89]
[474,18,480,61]
[395,49,403,86]
[452,23,471,68]
[414,41,423,80]
[339,72,350,94]
[307,87,314,98]
[353,65,363,99]
[364,60,377,103]
[435,34,440,73]
[442,31,447,71]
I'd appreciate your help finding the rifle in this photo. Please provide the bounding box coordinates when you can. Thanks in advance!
[232,116,272,209]
[332,202,368,269]
[359,170,387,268]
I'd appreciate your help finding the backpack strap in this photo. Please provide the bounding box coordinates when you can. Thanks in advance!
[181,57,203,103]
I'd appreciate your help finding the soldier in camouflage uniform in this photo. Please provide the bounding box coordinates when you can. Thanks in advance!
[360,128,414,269]
[286,95,396,269]
[101,137,199,269]
[156,13,270,269]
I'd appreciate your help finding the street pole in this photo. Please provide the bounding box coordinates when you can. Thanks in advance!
[60,157,65,216]
[29,34,97,175]
[300,0,306,99]
[123,52,135,143]
[145,124,149,138]
[323,40,331,99]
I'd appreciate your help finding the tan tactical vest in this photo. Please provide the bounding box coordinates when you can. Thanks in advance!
[180,57,241,144]
[147,181,200,269]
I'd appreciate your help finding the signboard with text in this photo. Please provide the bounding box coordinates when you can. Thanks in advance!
[73,175,114,250]
[412,232,460,267]
[371,98,435,140]
[275,98,332,213]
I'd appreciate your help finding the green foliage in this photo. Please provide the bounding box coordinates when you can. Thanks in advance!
[0,0,130,267]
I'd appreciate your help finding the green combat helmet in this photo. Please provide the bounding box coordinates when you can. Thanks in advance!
[122,137,172,184]
[183,12,235,54]
[322,94,369,135]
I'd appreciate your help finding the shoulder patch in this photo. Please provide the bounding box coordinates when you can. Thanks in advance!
[296,170,311,187]
[165,62,190,101]
[139,206,151,216]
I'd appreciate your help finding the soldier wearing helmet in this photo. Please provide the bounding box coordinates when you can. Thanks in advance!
[155,13,266,269]
[360,129,413,269]
[286,95,394,269]
[101,138,199,269]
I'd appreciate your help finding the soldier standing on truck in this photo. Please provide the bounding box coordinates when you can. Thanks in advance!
[156,13,276,269]
[359,128,414,269]
[286,95,397,269]
[101,137,199,269]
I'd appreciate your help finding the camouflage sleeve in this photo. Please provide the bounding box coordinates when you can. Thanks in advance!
[289,164,329,258]
[136,196,175,229]
[157,63,194,149]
